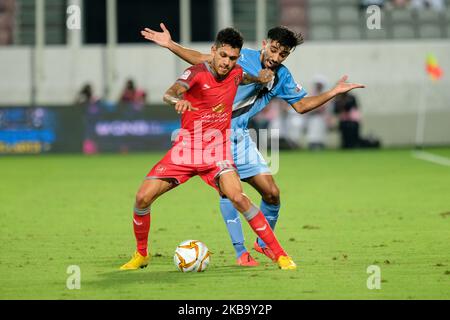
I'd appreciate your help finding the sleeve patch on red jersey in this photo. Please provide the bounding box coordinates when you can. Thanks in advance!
[179,70,191,80]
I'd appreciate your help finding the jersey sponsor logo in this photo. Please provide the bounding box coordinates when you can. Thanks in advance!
[212,103,226,113]
[255,225,267,231]
[179,70,191,80]
[216,160,233,170]
[226,217,240,224]
[155,165,166,173]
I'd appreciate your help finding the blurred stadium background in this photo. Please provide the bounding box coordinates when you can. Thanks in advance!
[0,0,449,154]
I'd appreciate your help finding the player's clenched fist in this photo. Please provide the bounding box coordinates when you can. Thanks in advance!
[258,69,274,84]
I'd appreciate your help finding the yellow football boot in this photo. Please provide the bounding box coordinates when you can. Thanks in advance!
[119,251,149,270]
[277,256,297,270]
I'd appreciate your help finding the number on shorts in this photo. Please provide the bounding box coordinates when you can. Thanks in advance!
[216,160,233,170]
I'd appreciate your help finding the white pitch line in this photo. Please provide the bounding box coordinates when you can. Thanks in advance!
[412,151,450,167]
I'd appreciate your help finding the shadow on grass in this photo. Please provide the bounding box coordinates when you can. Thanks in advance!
[82,257,277,291]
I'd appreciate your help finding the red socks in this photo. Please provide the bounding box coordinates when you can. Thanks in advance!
[133,212,150,257]
[247,211,287,259]
[132,208,284,260]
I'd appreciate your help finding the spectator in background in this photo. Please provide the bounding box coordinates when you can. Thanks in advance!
[248,101,277,143]
[269,76,334,150]
[302,75,333,150]
[75,83,100,155]
[334,91,362,149]
[388,0,411,8]
[0,30,9,45]
[410,0,445,11]
[269,99,303,150]
[75,83,96,105]
[0,0,16,45]
[75,83,101,114]
[119,79,147,111]
[360,0,386,9]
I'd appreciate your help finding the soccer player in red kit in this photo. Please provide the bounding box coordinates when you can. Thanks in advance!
[120,28,296,271]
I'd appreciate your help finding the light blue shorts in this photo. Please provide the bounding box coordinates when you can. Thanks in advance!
[231,134,271,180]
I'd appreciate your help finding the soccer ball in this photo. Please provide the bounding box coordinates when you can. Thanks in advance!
[173,240,210,272]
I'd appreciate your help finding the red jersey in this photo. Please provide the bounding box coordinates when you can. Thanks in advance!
[175,62,243,150]
[146,62,241,192]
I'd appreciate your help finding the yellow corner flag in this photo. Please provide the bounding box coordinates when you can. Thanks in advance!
[426,54,443,81]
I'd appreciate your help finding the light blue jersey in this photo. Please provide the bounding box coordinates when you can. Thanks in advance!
[231,48,308,179]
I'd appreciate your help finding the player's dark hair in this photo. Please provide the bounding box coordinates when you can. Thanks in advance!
[267,26,304,50]
[214,27,244,50]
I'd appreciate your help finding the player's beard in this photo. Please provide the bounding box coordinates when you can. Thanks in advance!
[212,60,230,77]
[218,65,230,75]
[262,50,278,70]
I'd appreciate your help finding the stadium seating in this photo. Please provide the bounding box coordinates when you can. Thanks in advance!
[309,5,334,24]
[4,0,450,44]
[232,0,279,41]
[389,8,415,23]
[15,0,66,45]
[392,23,416,38]
[337,6,361,24]
[338,24,363,40]
[418,23,442,38]
[365,26,388,39]
[336,0,360,5]
[309,25,335,40]
[307,0,450,41]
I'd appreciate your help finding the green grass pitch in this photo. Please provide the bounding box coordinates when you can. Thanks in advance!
[1,148,449,299]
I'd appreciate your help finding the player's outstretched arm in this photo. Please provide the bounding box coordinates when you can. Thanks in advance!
[163,82,199,114]
[291,75,365,114]
[141,23,211,65]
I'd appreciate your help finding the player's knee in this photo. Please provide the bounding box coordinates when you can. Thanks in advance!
[135,191,153,209]
[263,185,280,205]
[229,192,249,208]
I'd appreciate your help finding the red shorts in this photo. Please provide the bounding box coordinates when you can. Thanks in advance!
[146,144,237,193]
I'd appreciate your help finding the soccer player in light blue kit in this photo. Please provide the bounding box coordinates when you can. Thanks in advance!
[142,24,364,266]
